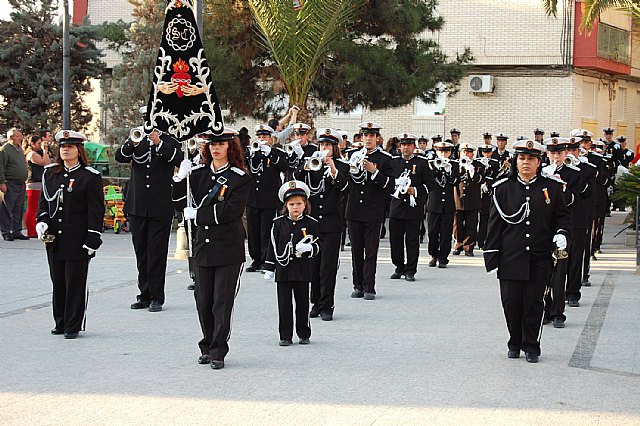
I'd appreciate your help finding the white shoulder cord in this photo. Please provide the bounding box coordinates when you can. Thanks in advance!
[492,192,530,225]
[350,169,367,185]
[272,227,294,267]
[249,157,264,174]
[41,171,63,218]
[305,170,326,196]
[133,144,151,164]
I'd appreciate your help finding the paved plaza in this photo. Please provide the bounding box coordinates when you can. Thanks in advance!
[1,213,639,425]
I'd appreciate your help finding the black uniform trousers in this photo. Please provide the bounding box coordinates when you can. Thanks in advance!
[477,198,491,249]
[389,218,420,276]
[246,206,276,267]
[194,263,242,360]
[453,209,480,252]
[185,219,196,282]
[545,243,571,321]
[348,220,382,294]
[592,215,605,253]
[128,214,173,304]
[567,227,588,302]
[500,257,553,356]
[427,212,454,262]
[583,218,594,282]
[310,232,341,313]
[277,280,311,341]
[47,253,90,333]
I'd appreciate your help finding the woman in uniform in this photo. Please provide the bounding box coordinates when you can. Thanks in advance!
[36,130,104,339]
[292,128,348,321]
[172,128,251,370]
[483,139,571,363]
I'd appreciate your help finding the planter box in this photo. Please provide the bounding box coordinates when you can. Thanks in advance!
[625,229,636,247]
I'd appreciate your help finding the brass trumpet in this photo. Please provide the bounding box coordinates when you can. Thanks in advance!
[250,140,263,153]
[305,150,329,171]
[564,154,580,166]
[129,126,145,146]
[187,138,199,153]
[348,147,367,174]
[285,139,301,156]
[430,157,450,170]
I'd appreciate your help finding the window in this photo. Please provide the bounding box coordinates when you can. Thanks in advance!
[617,87,626,121]
[597,23,631,65]
[414,90,446,116]
[582,81,596,119]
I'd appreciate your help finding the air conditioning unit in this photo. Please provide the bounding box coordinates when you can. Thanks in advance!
[469,75,494,93]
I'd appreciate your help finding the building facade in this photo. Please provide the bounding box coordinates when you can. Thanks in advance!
[76,0,639,151]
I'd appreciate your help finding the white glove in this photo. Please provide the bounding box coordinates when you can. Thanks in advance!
[173,159,192,182]
[395,176,409,187]
[444,163,452,174]
[36,222,48,239]
[578,156,587,163]
[82,245,96,256]
[296,242,313,254]
[293,143,304,157]
[553,234,567,250]
[264,270,275,280]
[607,186,614,197]
[542,164,556,175]
[465,163,475,178]
[183,207,197,220]
[260,144,271,157]
[481,183,489,194]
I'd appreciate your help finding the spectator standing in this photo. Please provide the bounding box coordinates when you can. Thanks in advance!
[24,134,52,237]
[0,128,29,240]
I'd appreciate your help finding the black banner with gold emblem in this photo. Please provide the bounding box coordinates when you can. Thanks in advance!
[144,0,224,141]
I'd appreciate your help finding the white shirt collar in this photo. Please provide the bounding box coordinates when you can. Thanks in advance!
[64,162,81,172]
[211,162,230,174]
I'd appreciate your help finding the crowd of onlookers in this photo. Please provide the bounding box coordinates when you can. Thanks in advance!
[0,128,58,241]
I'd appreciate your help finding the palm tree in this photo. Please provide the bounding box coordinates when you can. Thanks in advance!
[543,0,640,31]
[248,0,364,123]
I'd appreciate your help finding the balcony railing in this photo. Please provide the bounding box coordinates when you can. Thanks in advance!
[597,23,631,65]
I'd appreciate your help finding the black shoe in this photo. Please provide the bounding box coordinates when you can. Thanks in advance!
[390,272,403,279]
[553,318,565,328]
[438,261,448,269]
[130,300,150,309]
[51,328,64,335]
[345,241,351,247]
[64,331,79,339]
[259,264,268,272]
[464,251,474,257]
[405,274,415,282]
[543,317,551,325]
[299,338,310,345]
[210,359,225,370]
[351,290,364,298]
[591,255,597,261]
[507,350,520,359]
[363,292,375,300]
[428,258,437,267]
[596,249,602,254]
[12,233,29,240]
[245,264,260,272]
[582,279,591,287]
[525,352,539,363]
[187,283,195,290]
[567,299,579,307]
[321,311,333,321]
[198,354,211,364]
[452,249,462,255]
[310,306,321,318]
[279,339,293,346]
[3,234,14,241]
[148,300,163,312]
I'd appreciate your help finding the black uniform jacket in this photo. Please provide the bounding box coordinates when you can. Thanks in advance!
[491,149,511,164]
[389,154,430,221]
[245,146,288,209]
[483,174,571,280]
[620,149,635,168]
[425,159,460,214]
[172,163,251,267]
[345,147,394,223]
[293,158,349,233]
[454,159,486,211]
[37,163,104,260]
[115,134,183,217]
[264,214,320,282]
[553,164,584,226]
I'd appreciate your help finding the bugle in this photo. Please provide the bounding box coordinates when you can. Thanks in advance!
[285,139,301,156]
[129,126,145,146]
[305,150,329,171]
[349,147,367,174]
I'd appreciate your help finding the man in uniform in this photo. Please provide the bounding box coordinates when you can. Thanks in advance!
[542,137,583,328]
[533,128,544,143]
[425,140,460,268]
[450,128,461,159]
[245,124,289,272]
[484,139,571,363]
[287,123,318,171]
[482,132,492,146]
[618,135,635,169]
[346,122,394,300]
[389,134,430,281]
[452,142,486,256]
[477,143,499,249]
[115,108,184,312]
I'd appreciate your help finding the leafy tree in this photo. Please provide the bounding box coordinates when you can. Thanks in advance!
[202,0,472,121]
[101,0,165,145]
[0,0,105,134]
[543,0,640,31]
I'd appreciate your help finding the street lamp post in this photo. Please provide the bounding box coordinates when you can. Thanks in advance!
[62,0,71,129]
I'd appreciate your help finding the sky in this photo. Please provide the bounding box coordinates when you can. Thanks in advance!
[0,0,66,21]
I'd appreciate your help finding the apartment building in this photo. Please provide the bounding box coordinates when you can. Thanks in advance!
[75,0,639,151]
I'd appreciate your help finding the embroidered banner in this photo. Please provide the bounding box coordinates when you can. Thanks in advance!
[144,0,224,141]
